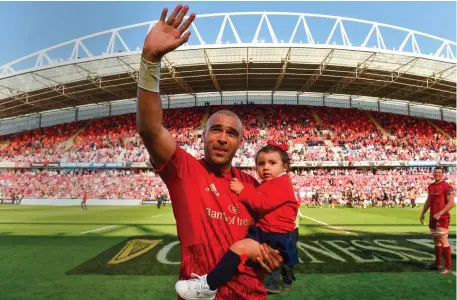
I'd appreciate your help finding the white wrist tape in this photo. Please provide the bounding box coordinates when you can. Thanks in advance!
[138,56,161,93]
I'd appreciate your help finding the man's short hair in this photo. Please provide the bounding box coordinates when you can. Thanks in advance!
[434,166,445,172]
[206,110,244,136]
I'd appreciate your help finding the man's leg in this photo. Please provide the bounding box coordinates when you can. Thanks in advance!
[437,223,451,274]
[429,219,444,270]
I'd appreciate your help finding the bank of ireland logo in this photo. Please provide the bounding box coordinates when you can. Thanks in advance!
[228,204,240,214]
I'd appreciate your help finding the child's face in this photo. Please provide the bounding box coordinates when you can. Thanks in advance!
[256,151,287,181]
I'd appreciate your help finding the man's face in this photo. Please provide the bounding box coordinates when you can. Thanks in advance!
[433,169,444,182]
[203,113,243,168]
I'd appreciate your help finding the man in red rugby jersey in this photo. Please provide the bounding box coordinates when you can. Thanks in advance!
[420,167,455,275]
[81,190,88,210]
[136,4,282,299]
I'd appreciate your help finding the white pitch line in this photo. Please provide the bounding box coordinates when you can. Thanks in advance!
[80,225,117,235]
[302,215,357,235]
[151,212,172,219]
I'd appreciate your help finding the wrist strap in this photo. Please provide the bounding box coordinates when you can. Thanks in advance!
[138,56,161,93]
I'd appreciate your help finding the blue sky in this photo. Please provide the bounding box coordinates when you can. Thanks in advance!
[0,1,455,66]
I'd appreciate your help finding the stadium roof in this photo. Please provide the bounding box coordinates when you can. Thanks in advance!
[0,12,455,119]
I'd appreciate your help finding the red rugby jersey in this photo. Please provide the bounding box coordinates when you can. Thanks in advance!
[238,173,298,234]
[156,146,267,300]
[428,181,454,217]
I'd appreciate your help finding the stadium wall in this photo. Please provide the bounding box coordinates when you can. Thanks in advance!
[0,92,454,136]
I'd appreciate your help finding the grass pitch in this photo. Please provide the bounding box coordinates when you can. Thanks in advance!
[0,205,455,300]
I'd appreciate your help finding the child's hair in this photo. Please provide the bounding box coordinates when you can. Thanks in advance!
[255,141,290,170]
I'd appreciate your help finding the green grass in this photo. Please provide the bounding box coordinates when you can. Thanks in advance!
[0,205,455,300]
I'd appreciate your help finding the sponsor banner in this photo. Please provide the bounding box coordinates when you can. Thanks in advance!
[91,162,107,168]
[239,161,410,168]
[141,200,157,205]
[67,235,456,276]
[351,161,371,167]
[15,162,31,168]
[30,162,46,168]
[381,161,406,167]
[104,162,124,168]
[130,162,149,168]
[0,199,14,204]
[407,161,437,167]
[59,162,125,168]
[0,161,15,168]
[60,162,77,168]
[292,161,348,167]
[320,161,340,167]
[0,160,448,169]
[438,161,457,166]
[77,162,91,168]
[370,161,408,167]
[91,162,124,168]
[239,163,254,167]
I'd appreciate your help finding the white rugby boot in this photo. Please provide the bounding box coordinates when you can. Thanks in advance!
[175,273,217,300]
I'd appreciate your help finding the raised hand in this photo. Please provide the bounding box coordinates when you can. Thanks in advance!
[142,4,196,62]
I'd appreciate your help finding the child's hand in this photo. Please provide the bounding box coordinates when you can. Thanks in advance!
[230,178,244,195]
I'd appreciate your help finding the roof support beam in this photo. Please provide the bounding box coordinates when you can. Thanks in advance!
[272,47,292,94]
[30,72,96,106]
[73,64,132,99]
[352,57,419,98]
[116,57,139,83]
[246,48,249,92]
[298,49,334,94]
[162,56,195,97]
[380,65,456,100]
[325,52,376,95]
[0,85,45,116]
[203,49,221,94]
[88,74,131,99]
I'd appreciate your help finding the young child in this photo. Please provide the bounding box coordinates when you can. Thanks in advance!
[175,141,299,300]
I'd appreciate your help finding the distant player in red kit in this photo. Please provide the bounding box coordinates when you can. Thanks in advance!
[420,167,455,274]
[176,142,299,299]
[81,190,88,210]
[136,4,282,300]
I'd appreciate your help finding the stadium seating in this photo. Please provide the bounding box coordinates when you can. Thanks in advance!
[0,105,454,164]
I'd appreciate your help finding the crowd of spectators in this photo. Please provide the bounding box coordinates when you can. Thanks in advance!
[1,168,454,206]
[0,105,454,165]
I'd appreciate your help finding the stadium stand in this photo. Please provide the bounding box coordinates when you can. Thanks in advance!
[0,105,454,164]
[0,104,455,204]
